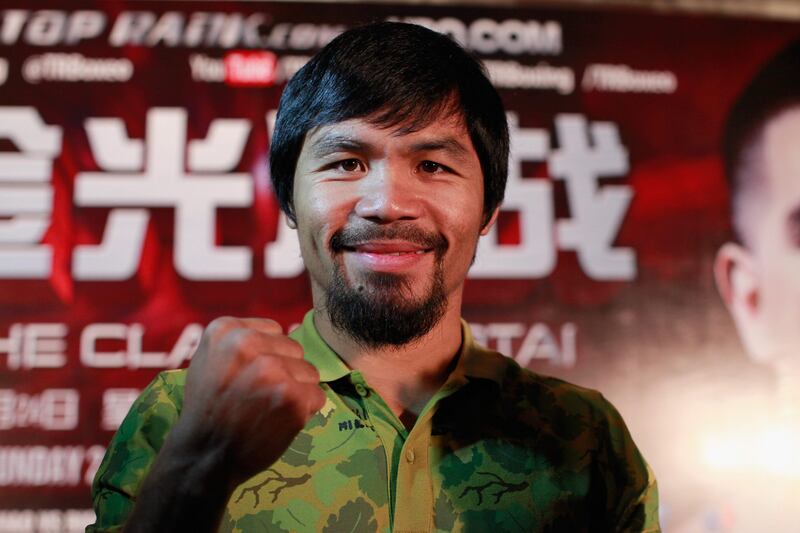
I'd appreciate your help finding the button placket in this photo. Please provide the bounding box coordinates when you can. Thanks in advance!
[394,435,432,532]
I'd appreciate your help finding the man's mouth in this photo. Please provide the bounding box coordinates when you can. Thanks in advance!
[329,225,447,274]
[341,241,435,272]
[344,242,433,255]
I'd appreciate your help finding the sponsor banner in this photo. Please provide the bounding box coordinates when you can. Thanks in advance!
[0,2,798,531]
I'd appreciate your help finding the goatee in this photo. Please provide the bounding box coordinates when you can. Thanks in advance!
[324,224,449,348]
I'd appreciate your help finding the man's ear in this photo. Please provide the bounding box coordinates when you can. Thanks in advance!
[480,207,501,236]
[714,242,763,356]
[715,242,759,314]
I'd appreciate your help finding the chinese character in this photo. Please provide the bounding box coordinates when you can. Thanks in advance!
[472,112,555,278]
[101,388,140,431]
[0,107,62,279]
[550,114,635,280]
[472,113,635,280]
[73,108,252,280]
[0,388,78,430]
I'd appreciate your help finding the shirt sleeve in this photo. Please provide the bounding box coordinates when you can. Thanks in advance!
[86,371,186,533]
[593,393,661,533]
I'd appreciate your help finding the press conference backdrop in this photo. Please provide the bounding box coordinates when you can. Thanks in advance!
[0,2,798,532]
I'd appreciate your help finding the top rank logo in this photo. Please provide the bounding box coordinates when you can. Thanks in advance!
[224,51,278,87]
[0,10,344,51]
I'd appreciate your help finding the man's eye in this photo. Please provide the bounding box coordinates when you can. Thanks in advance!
[420,161,443,174]
[337,159,363,172]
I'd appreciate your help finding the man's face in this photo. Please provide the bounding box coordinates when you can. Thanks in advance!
[717,106,800,365]
[749,107,800,361]
[291,111,494,347]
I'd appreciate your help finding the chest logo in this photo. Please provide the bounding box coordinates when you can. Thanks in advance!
[338,418,369,431]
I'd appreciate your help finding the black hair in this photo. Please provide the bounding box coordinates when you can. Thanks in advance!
[269,21,509,227]
[722,40,800,244]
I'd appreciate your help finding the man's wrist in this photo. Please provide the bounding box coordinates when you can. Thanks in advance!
[124,420,238,533]
[159,416,241,495]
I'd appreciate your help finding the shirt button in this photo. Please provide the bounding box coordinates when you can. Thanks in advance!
[354,383,368,397]
[405,449,415,463]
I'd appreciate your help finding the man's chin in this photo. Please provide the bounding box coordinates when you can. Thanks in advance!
[348,271,425,299]
[326,267,448,348]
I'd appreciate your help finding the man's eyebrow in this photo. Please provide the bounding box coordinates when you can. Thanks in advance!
[309,134,369,158]
[408,137,472,161]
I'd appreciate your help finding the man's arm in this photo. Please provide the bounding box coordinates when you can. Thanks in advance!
[88,371,181,533]
[121,417,240,533]
[89,371,235,532]
[89,317,326,532]
[593,393,661,533]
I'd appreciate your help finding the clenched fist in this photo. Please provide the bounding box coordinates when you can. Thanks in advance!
[166,317,325,482]
[176,316,326,484]
[124,317,325,532]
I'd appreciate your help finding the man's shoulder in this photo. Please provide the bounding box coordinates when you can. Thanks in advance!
[88,370,191,531]
[510,360,609,414]
[145,368,187,397]
[466,352,660,531]
[124,369,188,423]
[473,345,612,415]
[463,345,624,439]
[154,368,188,389]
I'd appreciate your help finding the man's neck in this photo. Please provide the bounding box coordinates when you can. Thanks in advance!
[312,297,464,428]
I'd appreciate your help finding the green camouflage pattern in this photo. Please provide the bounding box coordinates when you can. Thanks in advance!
[89,311,660,532]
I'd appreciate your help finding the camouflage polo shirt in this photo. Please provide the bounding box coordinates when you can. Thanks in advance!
[89,311,660,532]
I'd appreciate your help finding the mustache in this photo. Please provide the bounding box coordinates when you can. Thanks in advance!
[329,224,448,255]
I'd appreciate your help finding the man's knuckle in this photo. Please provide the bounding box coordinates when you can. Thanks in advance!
[262,355,286,376]
[272,337,303,359]
[309,367,321,382]
[301,361,320,380]
[260,318,281,330]
[206,316,237,338]
[287,338,304,357]
[217,328,257,358]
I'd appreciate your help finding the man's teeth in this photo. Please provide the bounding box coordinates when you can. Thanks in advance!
[380,250,426,255]
[385,250,425,255]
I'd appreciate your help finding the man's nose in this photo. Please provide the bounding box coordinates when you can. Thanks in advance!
[353,163,422,222]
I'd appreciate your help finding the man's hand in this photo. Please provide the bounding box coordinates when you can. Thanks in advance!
[124,317,325,533]
[178,317,326,483]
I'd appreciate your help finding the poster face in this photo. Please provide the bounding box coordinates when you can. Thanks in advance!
[0,2,797,531]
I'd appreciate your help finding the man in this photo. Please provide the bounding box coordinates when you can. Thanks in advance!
[715,40,800,389]
[711,40,800,532]
[89,22,658,532]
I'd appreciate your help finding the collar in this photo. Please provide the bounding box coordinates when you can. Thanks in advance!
[289,310,510,386]
[290,310,351,383]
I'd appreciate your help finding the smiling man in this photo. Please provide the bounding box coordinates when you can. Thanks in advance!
[89,22,659,533]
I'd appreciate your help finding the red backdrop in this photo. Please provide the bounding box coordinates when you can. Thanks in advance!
[0,2,797,531]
